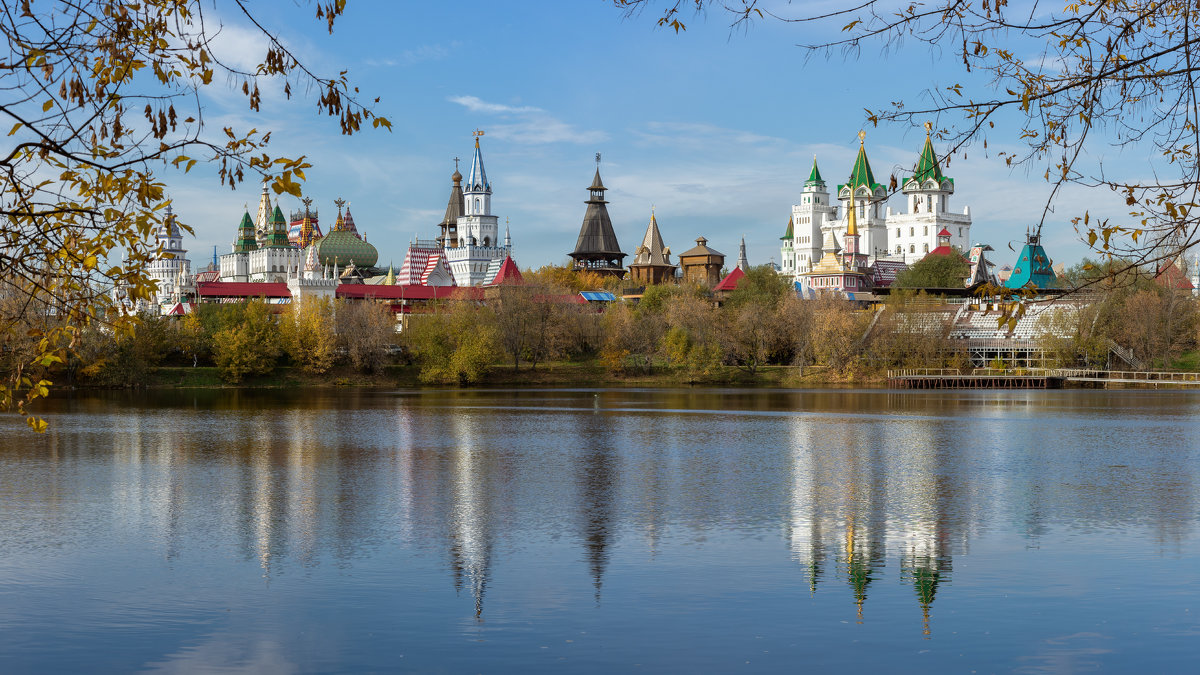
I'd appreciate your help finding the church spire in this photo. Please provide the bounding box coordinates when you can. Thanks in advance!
[467,129,490,193]
[847,130,877,192]
[805,156,824,187]
[737,236,748,271]
[914,122,945,182]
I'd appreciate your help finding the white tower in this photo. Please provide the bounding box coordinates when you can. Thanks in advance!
[457,130,499,247]
[789,157,838,278]
[445,130,508,286]
[885,124,971,262]
[145,203,192,310]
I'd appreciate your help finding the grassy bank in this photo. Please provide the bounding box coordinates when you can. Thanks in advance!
[123,361,889,390]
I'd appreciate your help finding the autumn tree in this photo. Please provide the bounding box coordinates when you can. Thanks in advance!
[1,1,388,429]
[615,1,1200,277]
[336,300,396,374]
[404,303,499,384]
[280,297,337,375]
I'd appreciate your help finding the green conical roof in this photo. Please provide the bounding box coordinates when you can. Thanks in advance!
[233,212,257,252]
[805,157,824,187]
[265,205,291,248]
[913,134,945,183]
[780,215,794,240]
[847,142,878,190]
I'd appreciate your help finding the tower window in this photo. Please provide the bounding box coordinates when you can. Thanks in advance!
[910,245,915,253]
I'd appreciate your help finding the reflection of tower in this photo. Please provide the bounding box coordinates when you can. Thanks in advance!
[786,419,833,594]
[447,415,498,621]
[576,446,618,603]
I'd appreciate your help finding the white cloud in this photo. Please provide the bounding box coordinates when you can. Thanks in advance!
[366,44,452,67]
[448,95,607,145]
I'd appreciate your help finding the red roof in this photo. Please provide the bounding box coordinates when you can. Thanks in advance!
[937,227,952,237]
[714,266,745,291]
[336,285,481,300]
[1155,261,1195,290]
[196,282,291,298]
[487,256,524,286]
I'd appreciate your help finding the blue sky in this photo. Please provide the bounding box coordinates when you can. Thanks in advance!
[166,1,1135,273]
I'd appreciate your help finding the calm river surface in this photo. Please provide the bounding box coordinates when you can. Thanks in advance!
[1,387,1198,673]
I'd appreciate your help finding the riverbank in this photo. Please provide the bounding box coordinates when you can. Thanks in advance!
[110,362,886,390]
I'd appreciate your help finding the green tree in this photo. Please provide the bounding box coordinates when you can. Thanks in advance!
[1,1,388,429]
[211,301,279,383]
[893,252,970,289]
[405,303,499,384]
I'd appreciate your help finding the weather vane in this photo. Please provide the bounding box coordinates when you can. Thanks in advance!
[595,152,602,167]
[473,129,485,139]
[924,121,933,133]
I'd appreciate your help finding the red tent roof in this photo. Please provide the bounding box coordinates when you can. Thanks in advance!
[714,266,745,291]
[937,227,952,237]
[487,256,524,286]
[1155,261,1195,290]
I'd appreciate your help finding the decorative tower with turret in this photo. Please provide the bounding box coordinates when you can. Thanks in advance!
[145,204,193,310]
[219,209,257,281]
[835,131,890,260]
[444,131,509,286]
[886,122,971,262]
[628,208,676,284]
[789,157,839,278]
[569,154,626,277]
[457,130,499,247]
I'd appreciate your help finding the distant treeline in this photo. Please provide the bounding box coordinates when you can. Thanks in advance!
[3,261,1197,391]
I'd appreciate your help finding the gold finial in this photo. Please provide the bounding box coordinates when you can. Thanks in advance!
[473,128,485,148]
[924,121,933,135]
[858,129,866,144]
[334,197,346,214]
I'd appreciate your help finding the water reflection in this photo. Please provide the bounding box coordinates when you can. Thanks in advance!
[1,388,1199,670]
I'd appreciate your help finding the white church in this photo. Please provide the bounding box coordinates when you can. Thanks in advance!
[780,128,972,283]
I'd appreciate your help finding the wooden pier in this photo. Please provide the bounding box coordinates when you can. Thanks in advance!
[888,368,1200,389]
[888,369,1063,389]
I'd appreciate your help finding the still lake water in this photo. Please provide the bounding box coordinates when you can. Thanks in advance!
[1,387,1198,673]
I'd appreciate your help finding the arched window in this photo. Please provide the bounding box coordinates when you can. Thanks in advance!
[909,227,914,237]
[923,226,928,236]
[910,245,916,253]
[483,237,491,246]
[475,198,481,211]
[895,246,902,254]
[896,228,900,238]
[923,243,929,253]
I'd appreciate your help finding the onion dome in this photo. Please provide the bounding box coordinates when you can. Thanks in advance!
[312,229,378,269]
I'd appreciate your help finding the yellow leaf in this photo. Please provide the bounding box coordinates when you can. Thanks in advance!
[42,99,53,112]
[8,122,21,136]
